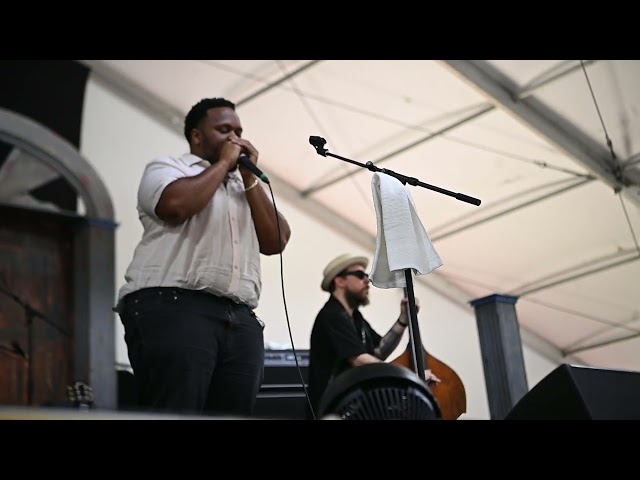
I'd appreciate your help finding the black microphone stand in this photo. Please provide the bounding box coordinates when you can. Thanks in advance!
[309,136,481,381]
[0,279,71,405]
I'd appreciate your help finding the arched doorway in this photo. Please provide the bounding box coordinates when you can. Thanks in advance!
[0,107,117,409]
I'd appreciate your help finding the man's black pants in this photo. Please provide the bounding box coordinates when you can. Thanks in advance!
[118,287,265,417]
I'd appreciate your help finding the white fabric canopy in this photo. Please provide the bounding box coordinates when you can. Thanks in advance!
[71,60,640,374]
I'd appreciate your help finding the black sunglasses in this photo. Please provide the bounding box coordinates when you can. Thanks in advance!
[340,270,369,280]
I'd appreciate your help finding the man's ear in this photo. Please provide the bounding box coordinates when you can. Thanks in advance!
[189,128,200,146]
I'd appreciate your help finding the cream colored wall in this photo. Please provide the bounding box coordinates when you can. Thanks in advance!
[79,77,559,420]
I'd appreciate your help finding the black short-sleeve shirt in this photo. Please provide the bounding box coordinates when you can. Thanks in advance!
[307,295,382,417]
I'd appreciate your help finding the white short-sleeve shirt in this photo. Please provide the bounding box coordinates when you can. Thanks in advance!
[117,153,261,308]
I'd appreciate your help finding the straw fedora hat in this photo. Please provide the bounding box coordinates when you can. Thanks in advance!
[321,253,369,292]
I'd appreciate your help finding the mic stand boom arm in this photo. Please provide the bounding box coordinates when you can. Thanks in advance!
[308,135,481,206]
[308,136,482,380]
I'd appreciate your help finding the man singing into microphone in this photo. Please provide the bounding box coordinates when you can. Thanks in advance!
[115,97,292,417]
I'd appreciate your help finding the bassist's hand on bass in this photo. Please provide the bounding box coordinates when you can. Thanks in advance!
[425,369,441,385]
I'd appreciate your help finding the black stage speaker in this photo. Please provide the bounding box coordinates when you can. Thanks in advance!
[505,364,640,420]
[253,349,309,419]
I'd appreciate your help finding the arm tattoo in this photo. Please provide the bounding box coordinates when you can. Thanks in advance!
[373,324,404,360]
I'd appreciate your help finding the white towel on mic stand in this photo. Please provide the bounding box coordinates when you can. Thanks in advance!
[369,172,443,289]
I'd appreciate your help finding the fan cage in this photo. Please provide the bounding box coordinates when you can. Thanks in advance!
[329,379,441,420]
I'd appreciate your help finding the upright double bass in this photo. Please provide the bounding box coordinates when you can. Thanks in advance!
[390,288,467,420]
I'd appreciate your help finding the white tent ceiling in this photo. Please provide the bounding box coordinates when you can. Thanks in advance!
[81,59,640,374]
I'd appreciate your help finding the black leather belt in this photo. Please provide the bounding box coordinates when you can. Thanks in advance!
[114,287,246,312]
